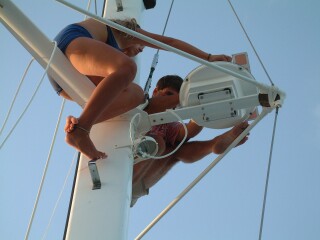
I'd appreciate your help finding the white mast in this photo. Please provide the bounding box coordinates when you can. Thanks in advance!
[65,1,148,239]
[0,0,150,239]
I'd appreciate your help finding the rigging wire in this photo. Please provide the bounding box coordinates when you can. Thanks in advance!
[143,0,175,97]
[25,97,65,240]
[0,40,58,150]
[94,0,97,15]
[226,2,282,239]
[258,107,279,240]
[226,0,274,86]
[41,150,78,240]
[0,58,35,137]
[23,41,60,240]
[85,0,98,19]
[135,108,271,240]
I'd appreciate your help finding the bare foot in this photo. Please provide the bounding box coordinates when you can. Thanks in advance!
[64,116,78,133]
[212,122,249,154]
[65,126,107,160]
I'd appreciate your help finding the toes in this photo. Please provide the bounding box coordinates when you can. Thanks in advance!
[99,152,107,159]
[91,152,107,161]
[65,116,79,133]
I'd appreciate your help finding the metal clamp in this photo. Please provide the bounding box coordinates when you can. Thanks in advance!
[88,159,101,190]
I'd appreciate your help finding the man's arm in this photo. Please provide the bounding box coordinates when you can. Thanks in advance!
[144,94,179,114]
[176,119,203,142]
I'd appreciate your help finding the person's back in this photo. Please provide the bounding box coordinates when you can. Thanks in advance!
[76,18,109,42]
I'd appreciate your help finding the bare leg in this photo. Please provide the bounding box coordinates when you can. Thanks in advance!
[64,83,144,133]
[133,151,179,190]
[94,83,144,123]
[64,38,137,159]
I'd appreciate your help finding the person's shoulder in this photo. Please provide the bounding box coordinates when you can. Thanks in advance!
[170,122,183,128]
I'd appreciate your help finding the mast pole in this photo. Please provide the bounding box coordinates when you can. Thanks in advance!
[0,0,148,239]
[65,0,145,239]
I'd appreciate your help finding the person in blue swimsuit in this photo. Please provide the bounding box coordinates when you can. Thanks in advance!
[54,17,232,160]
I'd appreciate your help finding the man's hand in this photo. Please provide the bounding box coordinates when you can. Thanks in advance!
[208,54,232,62]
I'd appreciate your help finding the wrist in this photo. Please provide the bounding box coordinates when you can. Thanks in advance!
[207,53,211,61]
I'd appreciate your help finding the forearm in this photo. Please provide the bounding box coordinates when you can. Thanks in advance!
[159,38,231,62]
[175,140,212,163]
[144,95,179,114]
[176,120,203,142]
[187,120,203,138]
[136,29,209,60]
[136,28,231,62]
[165,38,209,61]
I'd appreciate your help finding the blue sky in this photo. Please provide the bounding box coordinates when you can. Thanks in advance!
[1,0,320,239]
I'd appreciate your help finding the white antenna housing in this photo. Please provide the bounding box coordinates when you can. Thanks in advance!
[180,62,259,129]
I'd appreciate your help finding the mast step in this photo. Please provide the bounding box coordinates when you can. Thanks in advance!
[88,160,101,190]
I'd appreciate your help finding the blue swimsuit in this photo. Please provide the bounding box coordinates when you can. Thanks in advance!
[48,24,121,95]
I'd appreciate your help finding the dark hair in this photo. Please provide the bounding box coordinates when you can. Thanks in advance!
[156,75,183,92]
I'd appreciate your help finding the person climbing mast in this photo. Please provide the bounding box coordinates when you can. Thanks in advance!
[48,17,232,160]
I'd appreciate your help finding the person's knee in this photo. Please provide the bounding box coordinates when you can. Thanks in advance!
[119,58,137,84]
[123,83,144,105]
[132,84,144,102]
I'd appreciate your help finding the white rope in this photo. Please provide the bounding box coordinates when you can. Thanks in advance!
[130,113,142,144]
[135,108,272,239]
[0,42,58,150]
[258,108,279,240]
[23,41,60,240]
[141,109,188,160]
[0,58,35,136]
[226,0,274,85]
[41,150,78,240]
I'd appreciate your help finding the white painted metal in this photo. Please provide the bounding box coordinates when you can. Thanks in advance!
[66,117,133,240]
[148,93,260,127]
[103,0,144,20]
[0,0,94,108]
